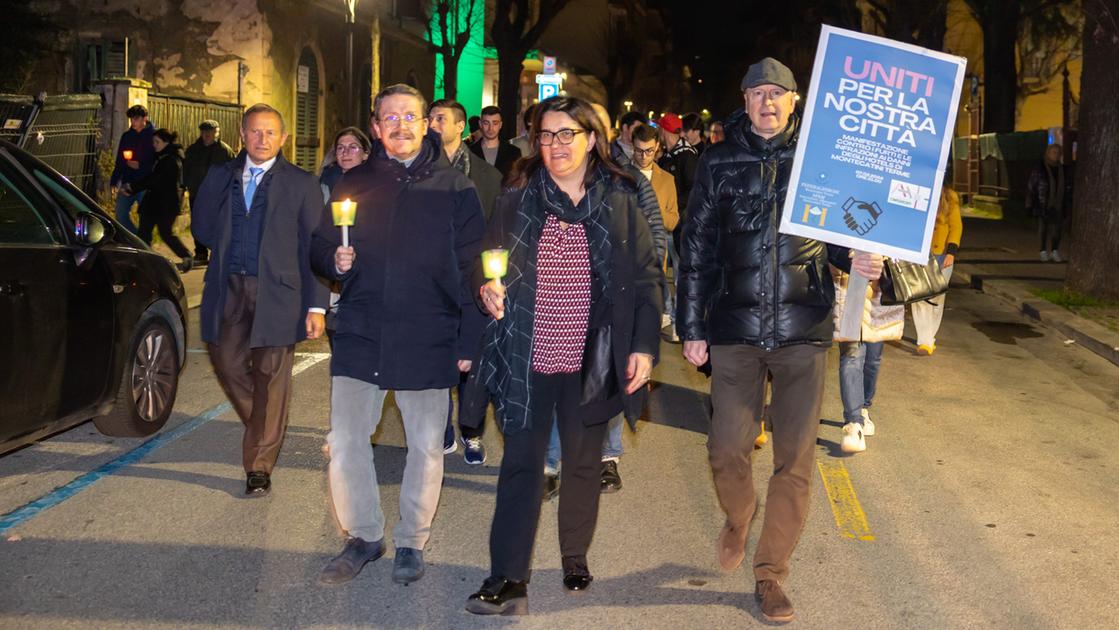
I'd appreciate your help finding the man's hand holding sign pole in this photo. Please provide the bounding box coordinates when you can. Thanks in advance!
[779,25,967,340]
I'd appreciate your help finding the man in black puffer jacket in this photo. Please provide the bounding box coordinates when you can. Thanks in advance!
[677,58,884,624]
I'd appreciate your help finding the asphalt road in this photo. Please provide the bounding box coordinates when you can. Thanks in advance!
[1,280,1117,629]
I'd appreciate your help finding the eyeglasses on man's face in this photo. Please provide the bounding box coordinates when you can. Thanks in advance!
[746,87,789,103]
[537,128,586,146]
[379,112,425,127]
[633,146,657,157]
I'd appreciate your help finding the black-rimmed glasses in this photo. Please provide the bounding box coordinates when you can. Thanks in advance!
[538,128,586,146]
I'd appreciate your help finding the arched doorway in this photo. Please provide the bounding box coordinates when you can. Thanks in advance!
[294,47,322,172]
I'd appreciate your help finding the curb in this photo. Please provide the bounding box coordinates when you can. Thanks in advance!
[955,266,1119,368]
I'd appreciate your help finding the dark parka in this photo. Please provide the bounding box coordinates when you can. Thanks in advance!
[130,142,185,219]
[183,138,236,205]
[678,109,850,350]
[310,130,486,391]
[191,151,329,348]
[469,175,663,429]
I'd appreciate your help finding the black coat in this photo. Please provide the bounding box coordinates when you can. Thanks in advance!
[183,138,236,202]
[310,131,487,391]
[469,139,522,178]
[678,109,850,350]
[191,151,329,347]
[131,143,184,220]
[470,176,663,428]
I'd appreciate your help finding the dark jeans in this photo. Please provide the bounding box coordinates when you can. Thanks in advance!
[488,371,608,582]
[1038,214,1062,251]
[138,212,192,259]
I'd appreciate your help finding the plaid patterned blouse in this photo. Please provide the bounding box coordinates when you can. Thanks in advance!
[531,214,592,374]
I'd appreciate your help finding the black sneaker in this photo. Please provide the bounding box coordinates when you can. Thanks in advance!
[461,435,486,465]
[600,460,622,493]
[176,257,194,273]
[543,473,560,501]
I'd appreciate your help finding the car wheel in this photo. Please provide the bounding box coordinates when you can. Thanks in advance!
[94,317,180,437]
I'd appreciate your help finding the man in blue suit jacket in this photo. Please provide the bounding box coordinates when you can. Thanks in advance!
[191,103,328,497]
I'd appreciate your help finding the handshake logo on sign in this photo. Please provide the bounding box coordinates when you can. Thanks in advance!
[842,197,883,236]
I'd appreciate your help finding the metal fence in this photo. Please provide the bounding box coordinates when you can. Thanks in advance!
[22,95,103,195]
[147,93,242,152]
[0,93,102,195]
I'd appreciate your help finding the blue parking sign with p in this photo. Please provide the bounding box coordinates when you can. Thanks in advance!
[536,74,562,102]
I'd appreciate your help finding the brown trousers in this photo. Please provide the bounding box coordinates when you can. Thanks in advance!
[208,275,295,474]
[708,343,827,583]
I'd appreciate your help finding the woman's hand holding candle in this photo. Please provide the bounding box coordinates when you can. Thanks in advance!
[480,279,506,320]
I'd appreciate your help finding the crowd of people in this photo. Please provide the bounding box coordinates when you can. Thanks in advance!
[103,55,996,623]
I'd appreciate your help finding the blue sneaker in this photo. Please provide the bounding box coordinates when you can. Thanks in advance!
[461,435,487,465]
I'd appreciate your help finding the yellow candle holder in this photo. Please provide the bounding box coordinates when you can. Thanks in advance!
[482,248,509,281]
[122,150,134,161]
[332,199,356,248]
[331,199,357,226]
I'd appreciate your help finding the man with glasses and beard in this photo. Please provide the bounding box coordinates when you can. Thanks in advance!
[311,84,486,587]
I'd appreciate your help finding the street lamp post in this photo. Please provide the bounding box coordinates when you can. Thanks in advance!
[345,0,357,125]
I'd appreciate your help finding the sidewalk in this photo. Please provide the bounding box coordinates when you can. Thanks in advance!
[952,214,1119,366]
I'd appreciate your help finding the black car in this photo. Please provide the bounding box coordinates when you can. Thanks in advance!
[0,140,187,454]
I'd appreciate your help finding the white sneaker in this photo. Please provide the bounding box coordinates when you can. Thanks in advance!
[860,409,875,436]
[661,313,672,329]
[1039,250,1049,262]
[1050,250,1062,263]
[841,423,866,453]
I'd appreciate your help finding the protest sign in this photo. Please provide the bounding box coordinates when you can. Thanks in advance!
[779,25,967,264]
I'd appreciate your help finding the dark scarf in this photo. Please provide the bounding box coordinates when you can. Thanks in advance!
[479,165,615,434]
[449,142,471,177]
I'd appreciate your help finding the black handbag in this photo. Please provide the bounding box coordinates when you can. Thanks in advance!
[879,255,949,306]
[580,325,618,405]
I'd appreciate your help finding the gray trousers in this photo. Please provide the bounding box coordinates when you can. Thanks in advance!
[327,376,448,549]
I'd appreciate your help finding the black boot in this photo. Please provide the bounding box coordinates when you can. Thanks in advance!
[465,576,528,615]
[562,555,593,591]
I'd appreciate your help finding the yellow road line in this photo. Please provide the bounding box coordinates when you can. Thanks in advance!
[817,459,875,541]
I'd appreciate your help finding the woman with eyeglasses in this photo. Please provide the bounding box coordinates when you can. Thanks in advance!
[319,127,372,347]
[464,96,663,615]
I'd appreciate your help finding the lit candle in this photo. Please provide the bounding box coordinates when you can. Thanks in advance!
[122,149,133,161]
[481,248,509,281]
[481,248,509,320]
[331,198,357,247]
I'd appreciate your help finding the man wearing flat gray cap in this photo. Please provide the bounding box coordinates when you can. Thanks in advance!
[677,57,884,624]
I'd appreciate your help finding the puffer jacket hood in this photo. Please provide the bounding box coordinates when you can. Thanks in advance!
[676,108,850,350]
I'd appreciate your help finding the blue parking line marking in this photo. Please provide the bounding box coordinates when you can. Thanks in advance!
[0,401,232,535]
[0,352,330,536]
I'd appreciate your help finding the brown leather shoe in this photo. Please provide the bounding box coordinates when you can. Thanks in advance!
[717,522,748,571]
[755,579,795,623]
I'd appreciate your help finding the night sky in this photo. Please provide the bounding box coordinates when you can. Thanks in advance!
[661,0,860,117]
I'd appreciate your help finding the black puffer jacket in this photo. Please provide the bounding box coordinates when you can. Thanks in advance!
[677,109,849,350]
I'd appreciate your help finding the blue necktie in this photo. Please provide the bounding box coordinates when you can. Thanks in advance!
[245,166,263,211]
